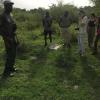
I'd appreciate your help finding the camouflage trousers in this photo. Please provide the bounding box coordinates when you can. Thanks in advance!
[61,28,71,46]
[3,36,17,74]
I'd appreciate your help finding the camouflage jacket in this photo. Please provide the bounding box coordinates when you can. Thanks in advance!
[59,15,72,28]
[0,12,17,37]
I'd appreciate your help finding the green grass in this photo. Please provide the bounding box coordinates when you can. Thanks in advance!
[0,29,100,100]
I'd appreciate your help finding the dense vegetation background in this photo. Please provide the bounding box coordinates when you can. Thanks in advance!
[0,0,100,100]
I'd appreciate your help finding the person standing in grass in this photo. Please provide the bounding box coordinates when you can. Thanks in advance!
[0,0,18,77]
[59,11,72,48]
[92,17,100,55]
[87,13,96,48]
[78,10,88,56]
[42,11,53,47]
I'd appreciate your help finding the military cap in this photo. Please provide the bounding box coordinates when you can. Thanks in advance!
[4,0,14,6]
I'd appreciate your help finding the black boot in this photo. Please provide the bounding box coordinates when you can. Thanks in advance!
[2,70,14,77]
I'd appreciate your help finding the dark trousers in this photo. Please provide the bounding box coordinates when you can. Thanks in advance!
[3,36,17,74]
[44,30,52,46]
[94,34,100,52]
[88,27,95,47]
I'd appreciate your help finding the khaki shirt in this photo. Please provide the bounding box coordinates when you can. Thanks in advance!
[59,15,72,28]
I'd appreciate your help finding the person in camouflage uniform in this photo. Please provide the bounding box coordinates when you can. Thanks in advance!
[59,11,72,48]
[0,0,18,77]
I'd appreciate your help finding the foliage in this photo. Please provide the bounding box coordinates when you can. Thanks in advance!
[90,0,100,15]
[50,4,78,23]
[0,2,100,99]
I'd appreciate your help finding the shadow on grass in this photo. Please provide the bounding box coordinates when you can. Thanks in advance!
[55,48,78,84]
[28,45,49,78]
[0,76,26,100]
[0,75,9,90]
[94,50,100,60]
[16,42,33,60]
[81,56,100,100]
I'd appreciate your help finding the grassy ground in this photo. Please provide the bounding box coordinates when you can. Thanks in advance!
[0,29,100,100]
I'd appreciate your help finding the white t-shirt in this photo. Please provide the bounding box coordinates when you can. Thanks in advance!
[79,16,88,34]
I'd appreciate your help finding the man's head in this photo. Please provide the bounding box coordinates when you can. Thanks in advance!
[4,0,14,13]
[45,11,49,17]
[90,13,95,19]
[64,11,69,17]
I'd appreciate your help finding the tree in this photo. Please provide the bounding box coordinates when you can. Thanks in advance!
[90,0,100,15]
[0,0,3,8]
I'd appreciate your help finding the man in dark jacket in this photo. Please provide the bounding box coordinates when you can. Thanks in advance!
[43,11,53,46]
[0,0,18,77]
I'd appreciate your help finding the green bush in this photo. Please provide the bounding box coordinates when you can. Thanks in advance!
[68,24,78,43]
[55,50,77,68]
[52,23,60,35]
